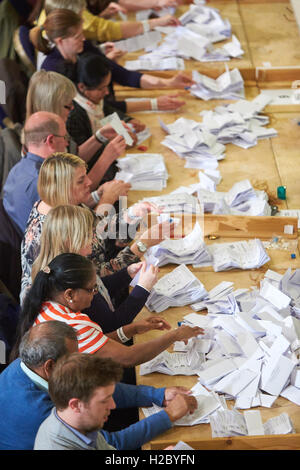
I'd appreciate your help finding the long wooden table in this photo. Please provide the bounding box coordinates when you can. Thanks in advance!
[114,0,300,450]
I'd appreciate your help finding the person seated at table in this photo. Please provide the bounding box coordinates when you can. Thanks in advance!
[17,252,204,368]
[35,8,191,113]
[20,151,174,306]
[25,69,135,188]
[34,353,197,450]
[1,321,196,450]
[38,0,180,45]
[22,204,159,334]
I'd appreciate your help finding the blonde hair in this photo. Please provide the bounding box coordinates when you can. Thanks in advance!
[45,0,86,15]
[32,205,94,281]
[26,70,76,120]
[38,152,87,206]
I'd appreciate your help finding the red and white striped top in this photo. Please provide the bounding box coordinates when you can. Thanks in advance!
[35,301,108,354]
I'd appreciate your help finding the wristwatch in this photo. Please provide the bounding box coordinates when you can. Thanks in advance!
[136,240,147,253]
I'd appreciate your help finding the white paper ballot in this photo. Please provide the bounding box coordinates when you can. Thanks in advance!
[243,410,264,435]
[100,112,133,146]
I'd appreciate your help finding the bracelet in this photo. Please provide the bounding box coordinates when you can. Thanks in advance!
[91,190,100,204]
[95,129,108,144]
[117,327,131,343]
[150,98,158,111]
[141,20,151,33]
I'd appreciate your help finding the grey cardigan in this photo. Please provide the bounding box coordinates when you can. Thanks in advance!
[34,408,116,451]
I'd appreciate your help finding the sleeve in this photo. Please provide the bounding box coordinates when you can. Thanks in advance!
[100,410,172,450]
[113,383,166,408]
[82,9,123,42]
[66,102,93,146]
[101,267,132,296]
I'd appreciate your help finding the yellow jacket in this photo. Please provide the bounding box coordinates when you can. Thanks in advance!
[37,9,123,43]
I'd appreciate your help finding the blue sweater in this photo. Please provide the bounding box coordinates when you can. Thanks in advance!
[0,359,172,450]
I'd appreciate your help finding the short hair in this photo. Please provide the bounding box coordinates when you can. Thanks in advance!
[49,353,123,410]
[32,205,95,281]
[19,321,77,368]
[23,116,60,147]
[45,0,86,15]
[38,152,87,206]
[26,70,76,120]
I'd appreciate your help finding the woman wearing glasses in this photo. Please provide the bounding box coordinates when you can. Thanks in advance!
[13,252,204,367]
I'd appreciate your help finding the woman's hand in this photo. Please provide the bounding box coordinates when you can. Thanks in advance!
[139,221,176,248]
[166,72,196,89]
[128,119,146,133]
[99,2,127,18]
[133,315,171,335]
[157,94,185,111]
[137,262,159,291]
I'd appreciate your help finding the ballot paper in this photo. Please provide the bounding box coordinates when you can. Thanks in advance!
[145,222,212,267]
[207,239,270,272]
[190,68,244,101]
[100,112,133,146]
[125,57,185,71]
[115,153,168,191]
[139,348,203,376]
[113,30,162,53]
[142,391,224,426]
[210,409,248,437]
[139,192,201,214]
[145,264,208,313]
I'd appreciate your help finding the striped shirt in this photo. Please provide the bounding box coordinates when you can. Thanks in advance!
[35,301,108,354]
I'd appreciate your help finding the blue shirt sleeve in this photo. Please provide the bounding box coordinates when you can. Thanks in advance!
[113,382,165,408]
[101,410,172,450]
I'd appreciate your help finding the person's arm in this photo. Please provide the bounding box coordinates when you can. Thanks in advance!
[119,14,180,39]
[140,71,195,89]
[125,94,185,113]
[118,0,178,12]
[95,324,204,366]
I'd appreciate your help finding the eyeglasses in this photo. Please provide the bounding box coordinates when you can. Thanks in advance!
[64,104,73,111]
[52,133,71,142]
[81,285,98,295]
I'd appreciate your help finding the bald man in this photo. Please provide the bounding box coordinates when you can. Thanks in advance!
[3,111,68,233]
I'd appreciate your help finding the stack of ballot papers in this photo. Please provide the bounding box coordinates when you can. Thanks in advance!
[139,191,202,214]
[145,264,208,313]
[113,30,162,53]
[190,68,245,101]
[139,267,300,424]
[145,222,212,267]
[210,410,295,437]
[125,57,185,71]
[197,181,271,216]
[115,153,168,191]
[205,239,270,272]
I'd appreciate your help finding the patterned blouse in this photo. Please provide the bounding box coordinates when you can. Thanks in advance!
[20,201,140,305]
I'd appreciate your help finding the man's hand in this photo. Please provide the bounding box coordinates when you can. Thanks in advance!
[165,394,198,422]
[163,386,192,407]
[101,135,127,164]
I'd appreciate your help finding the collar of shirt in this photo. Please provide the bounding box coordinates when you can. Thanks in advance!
[24,152,45,165]
[20,361,49,392]
[54,408,98,448]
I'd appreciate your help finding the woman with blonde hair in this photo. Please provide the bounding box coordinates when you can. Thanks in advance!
[20,151,175,305]
[25,69,130,190]
[29,204,159,333]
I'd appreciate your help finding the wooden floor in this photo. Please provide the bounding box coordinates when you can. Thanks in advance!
[114,0,300,450]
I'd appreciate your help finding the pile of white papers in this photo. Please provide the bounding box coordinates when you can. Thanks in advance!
[190,68,244,101]
[146,222,212,267]
[197,180,271,216]
[115,153,168,191]
[113,30,162,53]
[206,239,270,272]
[140,348,203,376]
[145,264,208,313]
[139,191,202,214]
[125,57,185,71]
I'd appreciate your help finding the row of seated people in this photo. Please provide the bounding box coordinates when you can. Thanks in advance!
[0,0,201,452]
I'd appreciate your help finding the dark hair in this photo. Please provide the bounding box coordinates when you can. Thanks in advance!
[49,353,123,410]
[76,53,111,90]
[11,253,94,362]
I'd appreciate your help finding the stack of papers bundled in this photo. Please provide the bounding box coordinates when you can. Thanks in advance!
[206,239,270,272]
[145,264,208,313]
[146,222,212,267]
[139,191,202,214]
[125,57,185,71]
[115,153,168,191]
[197,180,271,216]
[113,30,162,53]
[190,68,244,101]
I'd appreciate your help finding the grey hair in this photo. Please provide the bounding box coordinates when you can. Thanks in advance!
[19,321,78,368]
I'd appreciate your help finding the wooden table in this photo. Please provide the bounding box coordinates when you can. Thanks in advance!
[114,0,300,450]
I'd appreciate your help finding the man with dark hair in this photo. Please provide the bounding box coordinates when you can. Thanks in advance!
[0,321,78,450]
[3,111,68,233]
[34,353,197,450]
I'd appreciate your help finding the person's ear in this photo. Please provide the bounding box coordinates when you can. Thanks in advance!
[43,358,55,380]
[69,398,82,413]
[64,288,75,307]
[77,82,86,95]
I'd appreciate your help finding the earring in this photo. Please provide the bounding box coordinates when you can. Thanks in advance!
[69,299,73,303]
